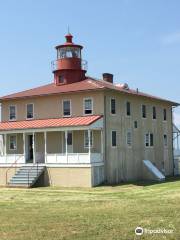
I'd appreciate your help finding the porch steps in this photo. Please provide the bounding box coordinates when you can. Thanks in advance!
[8,165,45,188]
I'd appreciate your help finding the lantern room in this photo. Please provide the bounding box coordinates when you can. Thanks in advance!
[52,33,87,85]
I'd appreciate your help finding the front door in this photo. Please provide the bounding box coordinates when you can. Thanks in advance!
[67,131,73,153]
[26,135,33,163]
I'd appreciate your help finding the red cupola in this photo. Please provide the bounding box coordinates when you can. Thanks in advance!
[52,33,87,85]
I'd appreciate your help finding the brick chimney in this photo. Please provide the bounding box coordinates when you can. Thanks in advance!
[102,73,113,83]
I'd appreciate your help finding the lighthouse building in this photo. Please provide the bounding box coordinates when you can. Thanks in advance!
[0,34,178,187]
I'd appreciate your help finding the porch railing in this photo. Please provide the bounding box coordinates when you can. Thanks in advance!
[46,153,102,164]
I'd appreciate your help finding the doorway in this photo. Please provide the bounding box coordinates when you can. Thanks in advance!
[26,134,33,163]
[67,131,73,153]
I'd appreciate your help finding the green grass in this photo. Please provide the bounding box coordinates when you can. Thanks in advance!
[0,178,180,240]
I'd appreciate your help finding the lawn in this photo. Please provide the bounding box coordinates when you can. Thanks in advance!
[0,179,180,240]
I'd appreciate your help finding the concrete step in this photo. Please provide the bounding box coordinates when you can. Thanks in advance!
[8,164,45,188]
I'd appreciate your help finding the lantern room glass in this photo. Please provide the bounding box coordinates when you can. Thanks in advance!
[57,47,81,59]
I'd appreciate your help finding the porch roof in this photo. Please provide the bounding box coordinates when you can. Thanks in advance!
[0,115,102,132]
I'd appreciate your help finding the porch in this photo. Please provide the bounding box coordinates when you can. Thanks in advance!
[0,129,104,166]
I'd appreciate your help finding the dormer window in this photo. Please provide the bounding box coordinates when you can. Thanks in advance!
[26,103,34,119]
[84,98,93,115]
[9,105,16,121]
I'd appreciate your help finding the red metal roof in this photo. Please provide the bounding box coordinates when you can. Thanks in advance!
[0,115,102,131]
[0,77,179,106]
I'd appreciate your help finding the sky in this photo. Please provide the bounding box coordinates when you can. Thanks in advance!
[0,0,180,126]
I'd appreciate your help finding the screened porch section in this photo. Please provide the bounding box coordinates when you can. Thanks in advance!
[0,130,103,165]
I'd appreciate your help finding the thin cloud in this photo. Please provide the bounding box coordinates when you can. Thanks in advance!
[162,31,180,45]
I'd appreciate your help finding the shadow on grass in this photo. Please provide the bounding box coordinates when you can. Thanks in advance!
[96,176,180,188]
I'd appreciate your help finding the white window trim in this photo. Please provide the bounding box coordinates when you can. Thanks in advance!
[84,130,94,148]
[9,105,17,121]
[145,133,154,148]
[110,98,116,116]
[111,130,117,148]
[83,97,93,116]
[126,130,132,148]
[9,134,17,151]
[141,104,147,119]
[26,103,34,120]
[62,99,72,117]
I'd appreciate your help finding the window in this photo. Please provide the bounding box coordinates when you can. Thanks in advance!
[164,134,168,146]
[84,130,93,148]
[9,135,17,150]
[26,104,34,119]
[57,47,81,59]
[111,131,117,147]
[150,133,154,146]
[134,121,138,129]
[110,98,116,114]
[163,109,167,121]
[142,105,146,118]
[126,131,132,146]
[9,105,16,121]
[153,106,156,119]
[145,133,154,147]
[58,75,65,84]
[63,100,71,116]
[84,98,93,115]
[126,102,131,116]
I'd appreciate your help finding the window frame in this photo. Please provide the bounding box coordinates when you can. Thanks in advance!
[9,134,17,151]
[83,97,93,115]
[26,103,34,120]
[145,133,154,148]
[110,98,116,115]
[152,106,156,120]
[163,134,168,147]
[62,99,72,117]
[84,130,93,148]
[163,108,167,121]
[142,104,147,119]
[134,121,138,129]
[126,101,131,116]
[58,74,65,84]
[9,105,17,121]
[111,130,117,148]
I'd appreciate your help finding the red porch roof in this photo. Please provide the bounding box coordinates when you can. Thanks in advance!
[0,115,102,131]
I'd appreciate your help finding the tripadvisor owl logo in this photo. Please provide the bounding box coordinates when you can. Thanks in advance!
[135,227,144,235]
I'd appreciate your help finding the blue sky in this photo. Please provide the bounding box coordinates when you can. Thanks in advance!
[0,0,180,125]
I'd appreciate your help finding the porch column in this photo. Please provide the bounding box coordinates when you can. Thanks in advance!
[44,131,47,163]
[33,132,35,164]
[23,133,25,162]
[88,129,91,162]
[4,134,7,163]
[65,130,68,163]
